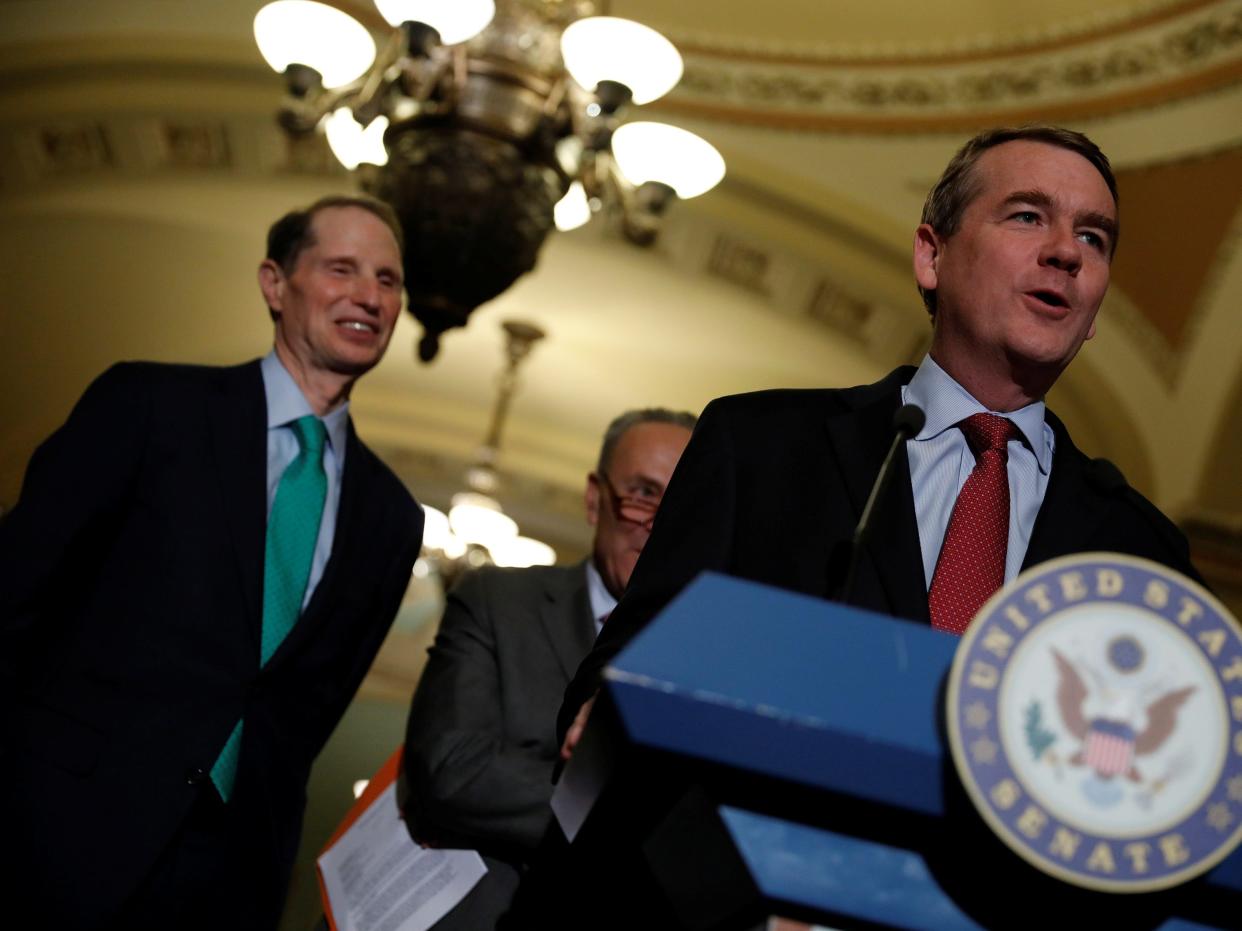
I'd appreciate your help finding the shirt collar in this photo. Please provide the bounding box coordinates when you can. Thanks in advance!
[585,559,618,624]
[903,354,1052,474]
[260,351,350,459]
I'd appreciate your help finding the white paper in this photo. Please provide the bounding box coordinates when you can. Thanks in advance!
[318,782,487,931]
[550,710,612,843]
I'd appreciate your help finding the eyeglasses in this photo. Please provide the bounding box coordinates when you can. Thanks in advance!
[595,471,662,530]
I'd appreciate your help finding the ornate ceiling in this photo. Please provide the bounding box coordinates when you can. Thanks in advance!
[2,0,1241,590]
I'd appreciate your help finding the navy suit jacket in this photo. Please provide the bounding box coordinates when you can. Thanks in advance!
[559,367,1202,739]
[0,360,423,927]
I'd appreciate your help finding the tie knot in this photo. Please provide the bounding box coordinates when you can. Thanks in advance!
[291,415,327,456]
[960,413,1017,456]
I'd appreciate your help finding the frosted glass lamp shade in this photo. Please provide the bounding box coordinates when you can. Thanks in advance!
[324,109,389,169]
[560,17,682,105]
[489,536,557,568]
[373,0,495,45]
[254,1,376,89]
[554,182,591,231]
[449,492,518,547]
[611,122,726,199]
[420,505,465,558]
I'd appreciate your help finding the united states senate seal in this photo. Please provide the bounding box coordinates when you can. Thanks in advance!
[946,553,1242,892]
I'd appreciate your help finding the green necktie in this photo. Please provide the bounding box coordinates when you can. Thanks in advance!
[211,415,328,802]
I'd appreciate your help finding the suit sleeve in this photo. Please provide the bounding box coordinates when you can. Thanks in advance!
[404,569,561,856]
[557,396,740,742]
[0,365,149,681]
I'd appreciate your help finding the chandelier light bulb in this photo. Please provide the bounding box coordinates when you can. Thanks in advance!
[324,109,390,169]
[419,505,466,558]
[553,182,591,231]
[449,492,518,547]
[489,536,557,568]
[560,17,683,105]
[374,0,495,45]
[253,1,376,89]
[611,122,726,199]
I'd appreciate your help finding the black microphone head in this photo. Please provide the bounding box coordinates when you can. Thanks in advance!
[893,403,926,438]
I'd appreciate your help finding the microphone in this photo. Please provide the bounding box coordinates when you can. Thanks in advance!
[836,403,925,606]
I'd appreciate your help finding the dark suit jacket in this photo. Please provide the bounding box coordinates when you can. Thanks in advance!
[405,562,596,928]
[0,361,423,928]
[559,367,1201,739]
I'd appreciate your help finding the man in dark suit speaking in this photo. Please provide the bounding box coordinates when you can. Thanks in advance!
[0,195,424,928]
[404,407,694,929]
[559,125,1203,754]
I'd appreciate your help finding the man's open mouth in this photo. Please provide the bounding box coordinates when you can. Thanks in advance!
[1028,290,1068,309]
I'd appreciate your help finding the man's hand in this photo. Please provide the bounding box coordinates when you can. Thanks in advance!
[559,693,597,762]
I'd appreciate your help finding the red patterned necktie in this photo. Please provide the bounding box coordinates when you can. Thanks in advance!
[929,413,1020,635]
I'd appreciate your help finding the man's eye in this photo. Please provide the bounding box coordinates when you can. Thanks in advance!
[1012,211,1039,224]
[1077,231,1105,250]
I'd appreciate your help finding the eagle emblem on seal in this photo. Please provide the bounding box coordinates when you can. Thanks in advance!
[1051,635,1195,806]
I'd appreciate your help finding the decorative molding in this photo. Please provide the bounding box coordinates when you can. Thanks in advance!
[669,0,1221,66]
[660,2,1242,129]
[1104,288,1183,390]
[660,212,920,370]
[159,121,232,170]
[0,114,345,194]
[33,122,114,177]
[1179,192,1242,372]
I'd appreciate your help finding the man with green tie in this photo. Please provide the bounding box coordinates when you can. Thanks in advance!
[0,195,424,929]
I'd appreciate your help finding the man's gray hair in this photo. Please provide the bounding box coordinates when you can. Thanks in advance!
[596,408,698,475]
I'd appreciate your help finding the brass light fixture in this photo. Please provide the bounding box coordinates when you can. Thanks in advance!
[420,319,556,575]
[254,0,726,361]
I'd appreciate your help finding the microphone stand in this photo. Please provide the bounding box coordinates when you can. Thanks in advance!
[837,403,925,606]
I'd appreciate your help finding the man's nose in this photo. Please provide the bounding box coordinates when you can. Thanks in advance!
[353,276,382,312]
[1041,225,1082,274]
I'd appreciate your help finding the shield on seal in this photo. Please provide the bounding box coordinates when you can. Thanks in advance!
[1083,719,1135,778]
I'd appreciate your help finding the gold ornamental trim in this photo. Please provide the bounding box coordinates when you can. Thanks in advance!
[661,2,1242,131]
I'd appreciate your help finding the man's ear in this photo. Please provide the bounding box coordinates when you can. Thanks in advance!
[258,259,286,314]
[584,473,601,528]
[912,223,943,293]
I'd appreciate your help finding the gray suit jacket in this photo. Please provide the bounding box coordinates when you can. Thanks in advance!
[404,562,597,927]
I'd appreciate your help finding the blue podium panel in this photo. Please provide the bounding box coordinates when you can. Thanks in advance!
[719,806,1232,931]
[603,572,1242,903]
[606,572,958,817]
[719,806,986,931]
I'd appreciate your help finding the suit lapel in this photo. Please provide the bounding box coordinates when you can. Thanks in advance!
[538,563,597,680]
[1023,414,1105,569]
[822,370,928,623]
[207,361,268,649]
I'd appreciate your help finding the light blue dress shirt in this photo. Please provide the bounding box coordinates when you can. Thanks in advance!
[260,351,349,609]
[586,560,618,636]
[901,355,1054,590]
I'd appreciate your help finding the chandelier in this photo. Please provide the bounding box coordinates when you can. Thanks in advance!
[419,319,557,574]
[253,0,726,361]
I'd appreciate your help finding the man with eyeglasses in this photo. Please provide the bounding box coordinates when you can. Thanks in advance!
[403,407,695,929]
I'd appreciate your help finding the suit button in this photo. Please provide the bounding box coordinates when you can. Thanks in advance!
[185,767,209,786]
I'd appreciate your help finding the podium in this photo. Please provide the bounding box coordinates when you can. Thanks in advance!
[551,573,1242,930]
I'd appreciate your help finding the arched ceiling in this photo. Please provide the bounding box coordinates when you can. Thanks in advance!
[621,0,1208,52]
[2,0,1242,566]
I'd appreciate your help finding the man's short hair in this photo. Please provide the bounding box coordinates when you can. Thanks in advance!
[917,125,1119,315]
[596,408,698,475]
[266,194,405,274]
